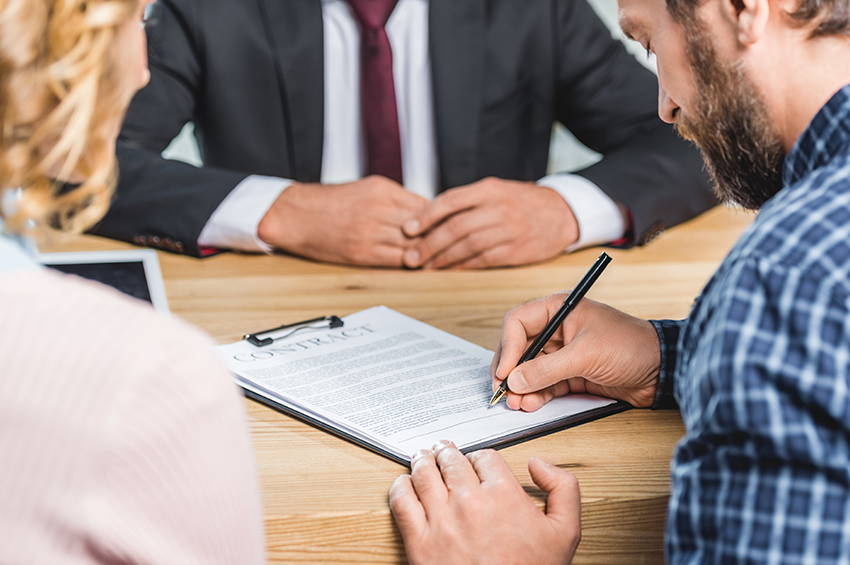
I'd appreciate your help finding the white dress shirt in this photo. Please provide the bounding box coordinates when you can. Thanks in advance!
[197,0,624,253]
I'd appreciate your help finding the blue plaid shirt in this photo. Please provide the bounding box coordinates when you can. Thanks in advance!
[651,84,850,564]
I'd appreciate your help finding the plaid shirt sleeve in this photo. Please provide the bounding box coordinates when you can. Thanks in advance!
[649,319,686,410]
[666,254,850,564]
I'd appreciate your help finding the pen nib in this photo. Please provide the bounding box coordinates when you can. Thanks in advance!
[489,388,507,406]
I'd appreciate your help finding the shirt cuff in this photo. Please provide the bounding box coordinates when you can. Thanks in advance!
[537,173,626,252]
[197,175,292,253]
[649,319,685,410]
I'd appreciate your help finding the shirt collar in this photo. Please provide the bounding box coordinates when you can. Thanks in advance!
[783,83,850,187]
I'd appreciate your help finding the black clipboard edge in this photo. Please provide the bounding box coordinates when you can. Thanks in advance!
[241,386,632,468]
[241,387,411,466]
[458,400,632,454]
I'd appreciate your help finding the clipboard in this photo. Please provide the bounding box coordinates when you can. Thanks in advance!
[219,306,631,466]
[243,315,344,346]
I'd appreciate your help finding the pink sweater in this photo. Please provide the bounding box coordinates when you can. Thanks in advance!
[0,267,266,564]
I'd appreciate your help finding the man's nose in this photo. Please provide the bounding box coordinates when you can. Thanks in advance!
[658,82,679,124]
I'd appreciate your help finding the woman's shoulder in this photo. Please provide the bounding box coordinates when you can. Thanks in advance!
[0,267,225,390]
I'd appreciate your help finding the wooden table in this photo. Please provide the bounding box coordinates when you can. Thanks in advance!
[37,205,754,564]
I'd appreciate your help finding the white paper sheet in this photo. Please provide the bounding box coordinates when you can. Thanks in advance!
[216,306,618,462]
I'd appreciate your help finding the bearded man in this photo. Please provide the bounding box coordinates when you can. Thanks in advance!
[387,0,850,560]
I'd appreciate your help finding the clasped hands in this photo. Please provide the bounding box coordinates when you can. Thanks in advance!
[257,175,579,268]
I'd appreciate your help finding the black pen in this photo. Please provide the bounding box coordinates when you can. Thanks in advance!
[489,252,612,406]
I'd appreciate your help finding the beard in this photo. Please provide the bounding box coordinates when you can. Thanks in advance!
[674,22,786,210]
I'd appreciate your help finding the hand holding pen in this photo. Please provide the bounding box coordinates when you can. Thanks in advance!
[490,252,663,411]
[490,253,611,405]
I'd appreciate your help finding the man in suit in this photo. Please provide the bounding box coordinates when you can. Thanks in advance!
[96,0,716,268]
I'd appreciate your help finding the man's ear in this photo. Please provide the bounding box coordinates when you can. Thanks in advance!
[724,0,770,45]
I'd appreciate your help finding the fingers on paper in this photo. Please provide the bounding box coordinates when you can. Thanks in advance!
[409,448,447,512]
[466,449,513,485]
[389,474,427,534]
[506,388,550,412]
[433,441,480,492]
[507,380,574,413]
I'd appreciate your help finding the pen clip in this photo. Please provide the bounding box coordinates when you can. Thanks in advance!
[243,315,344,347]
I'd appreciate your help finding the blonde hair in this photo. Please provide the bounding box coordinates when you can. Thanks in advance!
[0,0,138,234]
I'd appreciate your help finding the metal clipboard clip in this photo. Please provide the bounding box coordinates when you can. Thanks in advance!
[243,315,344,347]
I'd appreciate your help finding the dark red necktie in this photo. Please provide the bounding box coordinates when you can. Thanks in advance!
[345,0,404,184]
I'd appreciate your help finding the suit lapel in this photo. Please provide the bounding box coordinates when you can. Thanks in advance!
[256,0,324,182]
[429,0,486,191]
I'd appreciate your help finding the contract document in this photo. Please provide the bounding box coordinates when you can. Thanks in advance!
[216,306,627,464]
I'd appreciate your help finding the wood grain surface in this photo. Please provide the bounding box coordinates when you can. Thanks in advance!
[37,205,755,564]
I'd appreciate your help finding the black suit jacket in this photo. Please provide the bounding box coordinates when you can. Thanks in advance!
[96,0,716,257]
